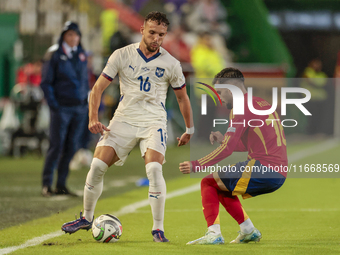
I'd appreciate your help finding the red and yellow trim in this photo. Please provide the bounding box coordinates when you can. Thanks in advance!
[213,171,229,191]
[241,207,250,221]
[213,213,220,225]
[198,135,230,166]
[232,159,256,196]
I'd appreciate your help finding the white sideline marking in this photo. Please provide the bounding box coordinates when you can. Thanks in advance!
[0,183,200,255]
[1,139,338,254]
[288,139,339,163]
[0,196,69,202]
[113,183,200,217]
[0,231,62,255]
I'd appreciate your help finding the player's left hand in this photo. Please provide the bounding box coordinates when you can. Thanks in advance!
[177,133,192,147]
[179,161,192,174]
[209,131,224,145]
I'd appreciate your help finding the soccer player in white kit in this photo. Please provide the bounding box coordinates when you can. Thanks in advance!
[62,11,194,242]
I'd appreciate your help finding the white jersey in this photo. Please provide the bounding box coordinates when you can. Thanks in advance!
[102,42,186,127]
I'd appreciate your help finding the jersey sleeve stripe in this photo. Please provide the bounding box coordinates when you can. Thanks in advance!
[198,136,230,165]
[198,136,229,165]
[101,72,113,81]
[198,143,227,166]
[172,84,186,90]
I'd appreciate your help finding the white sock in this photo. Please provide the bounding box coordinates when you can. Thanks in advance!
[208,224,221,235]
[240,218,255,234]
[83,158,108,222]
[146,162,166,231]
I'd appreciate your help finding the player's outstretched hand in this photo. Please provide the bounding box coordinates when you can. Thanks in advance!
[179,161,192,174]
[177,133,192,147]
[209,131,224,145]
[89,121,110,135]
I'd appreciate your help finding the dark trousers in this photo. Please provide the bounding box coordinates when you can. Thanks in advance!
[42,105,88,188]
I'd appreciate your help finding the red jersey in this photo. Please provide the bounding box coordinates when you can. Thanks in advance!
[191,93,288,177]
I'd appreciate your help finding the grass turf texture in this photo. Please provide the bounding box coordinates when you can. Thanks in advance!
[0,145,190,230]
[0,139,340,254]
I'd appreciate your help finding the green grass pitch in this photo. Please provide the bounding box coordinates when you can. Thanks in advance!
[0,139,340,254]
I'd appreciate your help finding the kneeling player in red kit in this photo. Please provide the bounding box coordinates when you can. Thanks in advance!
[179,68,287,244]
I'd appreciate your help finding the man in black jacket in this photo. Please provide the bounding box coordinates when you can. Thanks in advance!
[40,21,89,197]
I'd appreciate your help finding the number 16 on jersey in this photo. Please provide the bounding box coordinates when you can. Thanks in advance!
[138,76,151,92]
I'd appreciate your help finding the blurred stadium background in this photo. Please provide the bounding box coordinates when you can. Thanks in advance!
[0,0,340,253]
[0,0,340,157]
[1,0,340,156]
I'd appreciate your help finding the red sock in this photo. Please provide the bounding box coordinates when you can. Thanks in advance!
[201,174,220,227]
[217,190,248,224]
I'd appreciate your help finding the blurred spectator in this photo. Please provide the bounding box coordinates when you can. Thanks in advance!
[191,32,225,141]
[109,22,131,53]
[186,0,230,40]
[185,0,231,62]
[40,21,89,197]
[29,60,43,86]
[16,60,43,87]
[191,32,225,79]
[162,25,191,63]
[9,58,46,157]
[301,58,328,135]
[9,83,46,157]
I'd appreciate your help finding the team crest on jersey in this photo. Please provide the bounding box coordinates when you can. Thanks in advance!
[60,55,67,61]
[155,67,165,77]
[79,53,86,61]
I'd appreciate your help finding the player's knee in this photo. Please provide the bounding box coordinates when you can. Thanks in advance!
[201,174,215,188]
[145,162,163,185]
[90,158,108,177]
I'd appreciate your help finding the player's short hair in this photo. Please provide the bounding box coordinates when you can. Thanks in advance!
[144,11,170,27]
[213,67,245,87]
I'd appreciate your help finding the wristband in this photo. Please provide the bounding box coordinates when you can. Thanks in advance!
[186,126,195,135]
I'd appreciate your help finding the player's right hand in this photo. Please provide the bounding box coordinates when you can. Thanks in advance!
[177,133,192,147]
[89,121,110,135]
[209,131,224,145]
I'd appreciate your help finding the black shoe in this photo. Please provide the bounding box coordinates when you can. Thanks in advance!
[42,186,53,197]
[54,186,78,197]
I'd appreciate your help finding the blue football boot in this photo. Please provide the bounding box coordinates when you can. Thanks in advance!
[61,211,93,234]
[152,229,169,242]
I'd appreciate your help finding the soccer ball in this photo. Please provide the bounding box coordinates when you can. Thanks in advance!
[92,214,123,243]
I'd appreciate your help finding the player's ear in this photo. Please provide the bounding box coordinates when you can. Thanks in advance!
[140,25,144,35]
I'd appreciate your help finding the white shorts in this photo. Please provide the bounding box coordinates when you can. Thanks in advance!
[96,119,167,166]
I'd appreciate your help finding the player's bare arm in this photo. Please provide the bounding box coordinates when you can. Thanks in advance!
[179,161,192,174]
[209,131,224,145]
[173,87,194,146]
[89,75,111,135]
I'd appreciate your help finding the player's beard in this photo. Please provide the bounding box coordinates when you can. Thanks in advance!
[147,45,158,52]
[145,39,161,53]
